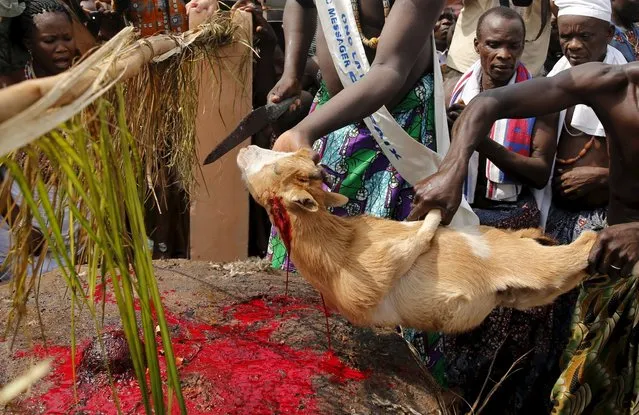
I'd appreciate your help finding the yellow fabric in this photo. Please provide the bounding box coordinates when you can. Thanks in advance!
[446,0,551,76]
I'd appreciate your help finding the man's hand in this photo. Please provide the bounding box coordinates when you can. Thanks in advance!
[236,2,279,55]
[588,222,639,277]
[267,76,302,112]
[186,0,218,28]
[272,128,315,153]
[186,0,217,14]
[408,168,465,224]
[447,102,465,131]
[554,166,608,199]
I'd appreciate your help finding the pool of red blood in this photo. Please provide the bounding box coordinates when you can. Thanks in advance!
[11,288,369,414]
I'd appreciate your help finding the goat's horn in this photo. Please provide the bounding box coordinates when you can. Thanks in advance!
[272,162,282,176]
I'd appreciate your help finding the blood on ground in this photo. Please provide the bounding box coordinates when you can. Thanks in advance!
[13,294,369,414]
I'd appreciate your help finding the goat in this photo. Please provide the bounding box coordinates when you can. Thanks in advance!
[237,145,599,333]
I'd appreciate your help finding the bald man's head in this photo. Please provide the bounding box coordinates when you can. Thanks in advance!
[476,6,526,41]
[474,7,526,88]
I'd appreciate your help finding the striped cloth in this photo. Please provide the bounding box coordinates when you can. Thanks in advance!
[450,60,535,203]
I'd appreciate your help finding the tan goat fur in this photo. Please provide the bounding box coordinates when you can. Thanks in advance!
[237,145,602,333]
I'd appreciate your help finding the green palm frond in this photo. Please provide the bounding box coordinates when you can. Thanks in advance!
[0,10,251,414]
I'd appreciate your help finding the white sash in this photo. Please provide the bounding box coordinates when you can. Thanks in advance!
[315,0,478,228]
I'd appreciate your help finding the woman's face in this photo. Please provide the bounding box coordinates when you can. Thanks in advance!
[28,12,76,76]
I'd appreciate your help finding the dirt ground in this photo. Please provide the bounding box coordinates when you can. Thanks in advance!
[0,259,445,414]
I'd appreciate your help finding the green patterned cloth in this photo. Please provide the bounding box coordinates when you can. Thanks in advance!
[268,73,437,270]
[551,273,639,414]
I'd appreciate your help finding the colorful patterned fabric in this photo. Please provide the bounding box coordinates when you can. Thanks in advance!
[268,73,437,271]
[545,204,607,245]
[403,192,568,414]
[611,24,639,63]
[543,206,639,413]
[451,61,535,203]
[551,273,639,414]
[129,0,188,37]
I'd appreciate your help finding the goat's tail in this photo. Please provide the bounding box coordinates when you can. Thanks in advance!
[416,209,442,243]
[510,227,559,246]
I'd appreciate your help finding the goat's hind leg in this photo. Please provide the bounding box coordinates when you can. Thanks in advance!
[501,231,597,310]
[404,209,441,257]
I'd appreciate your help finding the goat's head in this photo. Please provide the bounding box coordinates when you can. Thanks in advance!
[237,145,349,214]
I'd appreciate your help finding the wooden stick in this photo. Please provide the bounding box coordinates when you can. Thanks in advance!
[0,14,248,158]
[0,28,199,123]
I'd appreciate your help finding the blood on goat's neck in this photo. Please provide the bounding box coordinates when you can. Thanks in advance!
[269,196,293,298]
[269,196,293,251]
[268,195,333,350]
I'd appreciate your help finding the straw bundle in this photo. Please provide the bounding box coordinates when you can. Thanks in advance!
[0,10,251,414]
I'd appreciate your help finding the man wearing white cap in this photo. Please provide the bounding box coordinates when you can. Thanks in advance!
[409,0,639,412]
[507,1,628,412]
[507,10,626,406]
[532,12,627,388]
[541,0,626,248]
[411,59,639,412]
[410,35,639,415]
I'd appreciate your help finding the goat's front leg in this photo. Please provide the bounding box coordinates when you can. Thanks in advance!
[390,210,442,278]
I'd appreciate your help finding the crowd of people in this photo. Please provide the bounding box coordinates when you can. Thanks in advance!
[264,0,639,414]
[1,0,639,413]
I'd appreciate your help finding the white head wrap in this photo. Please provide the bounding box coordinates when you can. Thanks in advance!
[554,0,612,23]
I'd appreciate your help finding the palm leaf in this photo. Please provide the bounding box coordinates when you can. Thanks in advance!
[0,10,252,414]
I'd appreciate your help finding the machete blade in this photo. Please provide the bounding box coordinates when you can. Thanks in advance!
[202,97,297,165]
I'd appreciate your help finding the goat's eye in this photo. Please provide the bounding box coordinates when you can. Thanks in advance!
[308,170,324,181]
[297,176,309,183]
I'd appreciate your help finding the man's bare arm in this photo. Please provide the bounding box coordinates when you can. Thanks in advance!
[409,62,626,223]
[477,113,558,189]
[268,0,317,104]
[293,0,445,142]
[281,0,316,82]
[442,63,625,182]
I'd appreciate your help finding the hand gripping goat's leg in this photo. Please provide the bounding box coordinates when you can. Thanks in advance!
[391,210,442,278]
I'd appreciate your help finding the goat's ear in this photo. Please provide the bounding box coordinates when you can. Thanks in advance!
[296,148,321,164]
[325,191,349,207]
[285,189,319,212]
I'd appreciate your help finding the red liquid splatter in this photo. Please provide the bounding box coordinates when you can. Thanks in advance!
[12,295,368,414]
[269,196,292,299]
[267,196,333,350]
[269,197,292,252]
[93,278,113,303]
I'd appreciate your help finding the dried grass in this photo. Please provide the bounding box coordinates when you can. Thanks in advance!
[208,257,274,277]
[0,10,251,414]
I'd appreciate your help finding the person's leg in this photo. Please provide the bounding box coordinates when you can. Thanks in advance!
[248,198,270,258]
